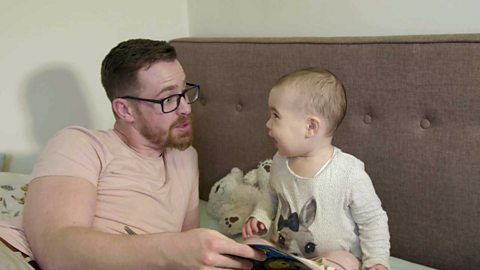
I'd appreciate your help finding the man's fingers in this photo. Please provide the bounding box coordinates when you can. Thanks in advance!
[215,254,254,270]
[201,252,251,270]
[219,241,266,262]
[207,242,265,269]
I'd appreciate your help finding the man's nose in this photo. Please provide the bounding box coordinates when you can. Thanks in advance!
[176,97,191,115]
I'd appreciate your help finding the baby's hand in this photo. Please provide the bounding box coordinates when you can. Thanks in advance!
[368,264,388,270]
[242,217,267,239]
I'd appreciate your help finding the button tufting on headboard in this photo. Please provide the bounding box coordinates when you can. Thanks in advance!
[363,114,372,124]
[420,118,431,129]
[235,103,243,112]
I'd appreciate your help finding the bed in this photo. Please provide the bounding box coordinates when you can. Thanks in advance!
[170,34,480,269]
[0,172,436,270]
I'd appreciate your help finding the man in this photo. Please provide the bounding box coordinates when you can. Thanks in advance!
[0,39,264,270]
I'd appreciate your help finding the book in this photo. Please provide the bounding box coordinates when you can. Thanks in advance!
[245,237,337,270]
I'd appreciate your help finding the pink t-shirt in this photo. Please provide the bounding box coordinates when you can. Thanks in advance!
[0,126,199,257]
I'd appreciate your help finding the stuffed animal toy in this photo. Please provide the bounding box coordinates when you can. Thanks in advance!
[207,159,272,236]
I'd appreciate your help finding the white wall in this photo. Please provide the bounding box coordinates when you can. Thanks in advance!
[188,0,480,37]
[0,0,189,173]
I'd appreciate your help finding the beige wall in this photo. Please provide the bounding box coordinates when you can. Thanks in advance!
[188,0,480,37]
[0,0,189,173]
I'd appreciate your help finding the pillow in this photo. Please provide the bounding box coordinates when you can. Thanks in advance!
[0,172,31,218]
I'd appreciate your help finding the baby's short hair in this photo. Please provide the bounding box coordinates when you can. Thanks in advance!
[274,68,347,135]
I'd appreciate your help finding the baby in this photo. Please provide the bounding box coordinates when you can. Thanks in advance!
[242,68,390,270]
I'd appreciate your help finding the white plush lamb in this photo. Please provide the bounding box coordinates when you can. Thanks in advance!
[207,159,271,236]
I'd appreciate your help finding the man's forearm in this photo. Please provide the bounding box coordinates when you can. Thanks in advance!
[33,226,170,270]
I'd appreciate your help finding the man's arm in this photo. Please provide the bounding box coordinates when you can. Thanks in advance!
[23,176,264,270]
[23,176,157,269]
[182,205,200,231]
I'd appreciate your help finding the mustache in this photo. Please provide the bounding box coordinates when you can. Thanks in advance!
[172,114,192,126]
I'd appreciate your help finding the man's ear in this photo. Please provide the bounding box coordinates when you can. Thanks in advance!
[112,99,135,122]
[305,116,321,138]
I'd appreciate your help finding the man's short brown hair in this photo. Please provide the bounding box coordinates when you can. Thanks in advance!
[274,68,347,135]
[101,39,177,101]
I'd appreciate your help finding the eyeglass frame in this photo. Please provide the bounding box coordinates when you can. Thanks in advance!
[120,82,200,114]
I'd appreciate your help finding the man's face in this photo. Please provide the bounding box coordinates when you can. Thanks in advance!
[133,60,193,150]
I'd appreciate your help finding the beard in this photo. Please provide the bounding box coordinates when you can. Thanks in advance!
[138,114,194,151]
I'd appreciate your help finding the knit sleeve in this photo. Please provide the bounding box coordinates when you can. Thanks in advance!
[249,179,277,230]
[349,164,391,269]
[249,153,283,231]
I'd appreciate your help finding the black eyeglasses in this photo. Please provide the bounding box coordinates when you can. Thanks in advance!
[121,83,200,113]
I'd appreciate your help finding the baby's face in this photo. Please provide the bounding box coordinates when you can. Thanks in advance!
[266,87,310,157]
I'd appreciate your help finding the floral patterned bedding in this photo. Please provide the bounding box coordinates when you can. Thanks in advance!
[0,172,31,218]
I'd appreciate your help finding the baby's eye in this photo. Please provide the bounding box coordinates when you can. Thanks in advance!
[270,112,279,119]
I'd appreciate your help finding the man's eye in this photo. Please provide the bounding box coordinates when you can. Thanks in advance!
[164,96,176,104]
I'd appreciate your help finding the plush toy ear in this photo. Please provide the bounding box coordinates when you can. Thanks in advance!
[255,159,272,190]
[258,159,272,173]
[243,169,258,186]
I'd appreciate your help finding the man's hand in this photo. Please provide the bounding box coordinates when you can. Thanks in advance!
[368,264,389,270]
[163,228,265,269]
[242,217,267,239]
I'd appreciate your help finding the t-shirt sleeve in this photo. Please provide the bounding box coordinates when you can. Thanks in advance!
[31,126,104,186]
[187,147,199,212]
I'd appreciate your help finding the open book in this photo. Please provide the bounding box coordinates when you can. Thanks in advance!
[244,237,337,270]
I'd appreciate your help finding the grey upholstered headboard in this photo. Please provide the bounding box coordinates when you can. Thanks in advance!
[170,34,480,269]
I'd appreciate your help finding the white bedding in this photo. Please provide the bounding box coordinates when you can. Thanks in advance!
[199,200,437,270]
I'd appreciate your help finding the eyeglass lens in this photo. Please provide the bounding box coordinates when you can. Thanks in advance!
[162,86,199,113]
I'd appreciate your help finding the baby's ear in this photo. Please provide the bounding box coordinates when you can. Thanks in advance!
[305,116,321,138]
[306,116,331,138]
